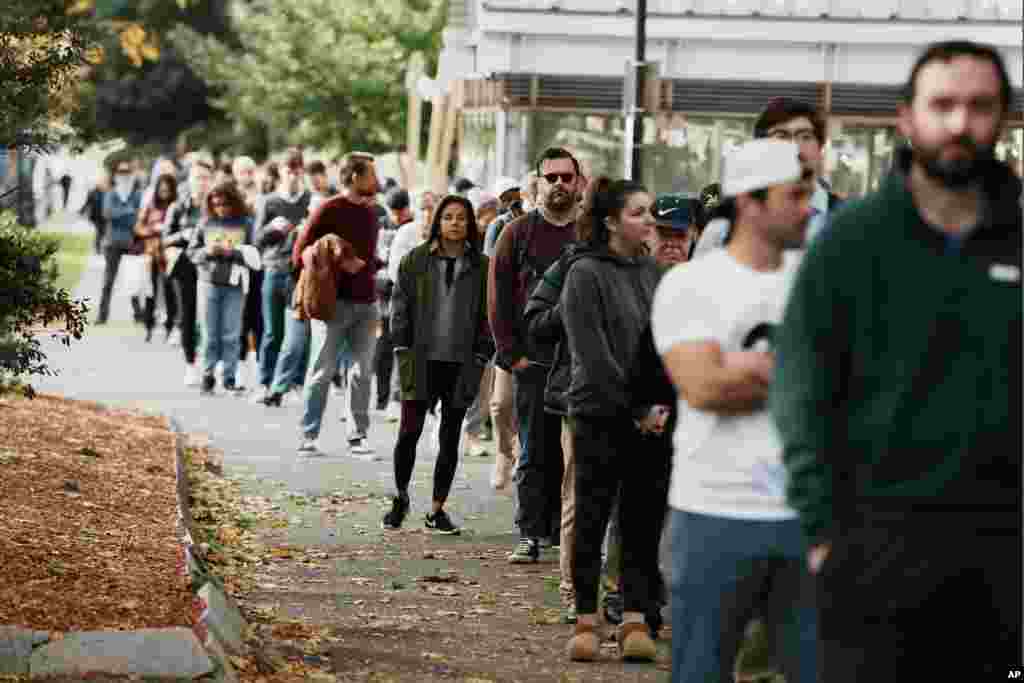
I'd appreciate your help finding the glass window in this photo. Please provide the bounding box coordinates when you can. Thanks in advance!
[458,111,497,187]
[827,125,897,199]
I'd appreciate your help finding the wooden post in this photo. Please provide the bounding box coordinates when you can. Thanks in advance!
[436,85,461,195]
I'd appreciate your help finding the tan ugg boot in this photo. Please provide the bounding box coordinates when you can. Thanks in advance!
[619,622,657,662]
[566,622,600,662]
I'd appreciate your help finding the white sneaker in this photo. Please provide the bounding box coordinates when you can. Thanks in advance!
[385,401,401,423]
[349,438,375,455]
[184,363,201,387]
[235,364,249,391]
[167,328,181,347]
[297,437,324,457]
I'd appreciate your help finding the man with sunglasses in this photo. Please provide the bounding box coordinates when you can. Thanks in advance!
[489,147,583,564]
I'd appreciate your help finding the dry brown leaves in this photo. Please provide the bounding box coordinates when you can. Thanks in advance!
[0,394,192,632]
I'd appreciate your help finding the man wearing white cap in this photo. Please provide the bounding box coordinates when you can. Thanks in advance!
[651,139,817,682]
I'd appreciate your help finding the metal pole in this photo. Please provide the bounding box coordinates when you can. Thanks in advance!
[632,0,647,182]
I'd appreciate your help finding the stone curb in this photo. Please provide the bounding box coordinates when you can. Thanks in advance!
[0,415,246,680]
[170,416,245,683]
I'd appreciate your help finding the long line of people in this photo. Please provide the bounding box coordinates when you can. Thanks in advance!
[86,38,1020,681]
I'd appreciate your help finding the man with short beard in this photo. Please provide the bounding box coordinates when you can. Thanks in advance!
[490,147,583,564]
[771,40,1021,679]
[291,153,382,457]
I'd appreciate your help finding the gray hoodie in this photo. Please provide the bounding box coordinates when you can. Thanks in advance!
[561,248,661,418]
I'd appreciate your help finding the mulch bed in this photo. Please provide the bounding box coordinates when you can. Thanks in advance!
[0,394,192,633]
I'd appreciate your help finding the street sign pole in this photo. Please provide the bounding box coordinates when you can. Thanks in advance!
[631,0,647,182]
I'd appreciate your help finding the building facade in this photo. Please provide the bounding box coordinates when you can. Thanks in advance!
[437,0,1024,196]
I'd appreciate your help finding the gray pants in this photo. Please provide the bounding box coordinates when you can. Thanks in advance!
[300,301,377,441]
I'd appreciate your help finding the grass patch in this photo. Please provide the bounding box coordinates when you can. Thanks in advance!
[40,229,93,294]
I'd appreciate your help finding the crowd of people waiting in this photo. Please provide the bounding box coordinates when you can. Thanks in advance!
[83,39,1021,681]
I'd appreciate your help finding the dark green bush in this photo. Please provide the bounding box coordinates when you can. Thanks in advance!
[0,211,88,397]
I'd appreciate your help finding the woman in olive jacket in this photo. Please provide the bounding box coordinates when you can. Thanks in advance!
[382,194,494,536]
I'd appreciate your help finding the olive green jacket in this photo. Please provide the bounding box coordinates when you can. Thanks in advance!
[390,241,493,409]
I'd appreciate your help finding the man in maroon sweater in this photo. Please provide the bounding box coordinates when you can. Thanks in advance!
[488,147,583,564]
[291,153,382,456]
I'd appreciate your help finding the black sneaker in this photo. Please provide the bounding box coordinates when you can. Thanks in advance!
[200,374,215,395]
[381,494,409,530]
[507,537,539,564]
[425,510,460,536]
[261,391,283,407]
[603,591,624,625]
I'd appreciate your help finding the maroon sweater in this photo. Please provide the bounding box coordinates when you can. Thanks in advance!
[292,195,380,303]
[487,210,576,368]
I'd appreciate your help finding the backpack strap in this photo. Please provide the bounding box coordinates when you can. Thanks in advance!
[514,209,542,277]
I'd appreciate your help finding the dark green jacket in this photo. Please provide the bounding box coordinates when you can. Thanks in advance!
[390,241,493,409]
[771,148,1022,543]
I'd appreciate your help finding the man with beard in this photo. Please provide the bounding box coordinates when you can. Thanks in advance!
[490,147,583,563]
[291,153,382,457]
[771,40,1021,679]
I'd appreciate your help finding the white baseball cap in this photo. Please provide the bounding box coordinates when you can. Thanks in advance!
[722,139,802,197]
[493,176,521,198]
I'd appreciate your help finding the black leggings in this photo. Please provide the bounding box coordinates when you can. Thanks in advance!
[374,314,394,406]
[393,361,466,504]
[143,265,178,334]
[170,264,198,364]
[240,269,263,361]
[572,414,670,616]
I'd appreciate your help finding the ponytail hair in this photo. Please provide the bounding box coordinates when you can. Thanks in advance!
[585,178,647,248]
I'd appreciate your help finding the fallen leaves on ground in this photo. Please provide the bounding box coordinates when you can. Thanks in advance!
[0,394,192,632]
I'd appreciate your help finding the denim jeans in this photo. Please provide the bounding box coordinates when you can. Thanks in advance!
[259,269,292,387]
[668,509,817,683]
[301,300,377,441]
[197,282,245,381]
[270,307,310,394]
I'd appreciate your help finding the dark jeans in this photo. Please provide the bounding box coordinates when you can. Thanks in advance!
[240,269,263,361]
[393,361,466,504]
[374,314,394,407]
[817,514,1020,680]
[97,244,130,322]
[669,510,817,683]
[259,269,292,387]
[514,363,563,540]
[571,414,669,616]
[170,262,198,365]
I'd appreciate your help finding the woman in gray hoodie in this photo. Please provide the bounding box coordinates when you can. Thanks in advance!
[560,179,663,664]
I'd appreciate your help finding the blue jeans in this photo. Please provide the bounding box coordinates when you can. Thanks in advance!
[258,269,292,387]
[301,300,377,441]
[270,307,310,394]
[669,509,817,683]
[197,282,245,381]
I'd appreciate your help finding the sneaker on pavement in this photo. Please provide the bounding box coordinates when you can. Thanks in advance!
[349,438,375,455]
[619,622,657,662]
[385,401,401,423]
[508,537,539,564]
[297,437,324,457]
[566,623,600,662]
[200,374,215,395]
[261,390,284,407]
[603,591,624,626]
[184,363,201,387]
[381,493,409,530]
[166,328,181,346]
[250,386,271,404]
[425,510,461,536]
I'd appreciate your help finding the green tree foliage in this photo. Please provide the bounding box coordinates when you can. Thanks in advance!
[0,212,89,397]
[170,0,446,155]
[0,0,101,151]
[69,0,235,147]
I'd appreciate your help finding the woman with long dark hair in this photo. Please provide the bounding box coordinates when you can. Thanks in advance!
[186,181,259,394]
[559,179,663,663]
[134,173,178,342]
[382,194,493,536]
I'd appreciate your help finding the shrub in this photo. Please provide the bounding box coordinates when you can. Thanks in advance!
[0,211,88,397]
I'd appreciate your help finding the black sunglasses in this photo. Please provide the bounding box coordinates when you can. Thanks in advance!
[543,173,575,184]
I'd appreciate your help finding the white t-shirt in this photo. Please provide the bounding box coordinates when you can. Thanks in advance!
[387,219,428,283]
[651,248,802,520]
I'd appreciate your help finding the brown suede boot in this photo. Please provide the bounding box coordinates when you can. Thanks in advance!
[566,622,600,662]
[619,622,657,662]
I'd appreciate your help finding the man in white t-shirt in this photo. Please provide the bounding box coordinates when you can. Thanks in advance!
[652,139,817,683]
